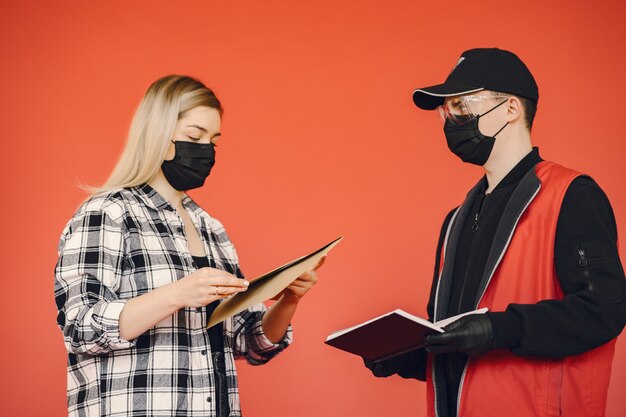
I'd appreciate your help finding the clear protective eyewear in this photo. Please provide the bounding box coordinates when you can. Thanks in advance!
[438,95,509,126]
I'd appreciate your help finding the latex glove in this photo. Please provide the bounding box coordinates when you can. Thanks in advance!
[363,355,408,378]
[425,314,493,357]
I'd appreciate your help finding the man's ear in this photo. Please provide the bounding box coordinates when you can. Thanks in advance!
[506,96,523,124]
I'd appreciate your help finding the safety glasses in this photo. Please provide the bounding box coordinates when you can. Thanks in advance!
[438,95,509,126]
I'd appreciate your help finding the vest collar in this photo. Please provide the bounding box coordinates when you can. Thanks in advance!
[434,162,543,320]
[474,166,542,307]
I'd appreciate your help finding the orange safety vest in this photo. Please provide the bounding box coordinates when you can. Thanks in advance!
[427,161,616,417]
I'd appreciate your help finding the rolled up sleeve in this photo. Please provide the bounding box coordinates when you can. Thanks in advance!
[228,303,293,365]
[54,204,135,355]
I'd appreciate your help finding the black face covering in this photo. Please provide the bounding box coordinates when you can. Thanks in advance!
[443,100,508,166]
[161,141,216,191]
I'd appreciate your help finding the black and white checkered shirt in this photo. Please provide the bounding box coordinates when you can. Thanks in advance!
[54,184,292,417]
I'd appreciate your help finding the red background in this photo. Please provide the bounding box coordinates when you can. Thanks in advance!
[1,1,625,416]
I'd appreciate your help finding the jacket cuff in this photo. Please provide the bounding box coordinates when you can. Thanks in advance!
[487,311,523,350]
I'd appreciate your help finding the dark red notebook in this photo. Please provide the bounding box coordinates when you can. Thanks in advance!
[325,308,487,361]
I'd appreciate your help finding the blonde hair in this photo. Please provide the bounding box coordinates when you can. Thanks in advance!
[87,75,223,194]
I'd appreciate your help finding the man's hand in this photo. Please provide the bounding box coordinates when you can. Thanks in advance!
[363,355,409,378]
[425,314,494,357]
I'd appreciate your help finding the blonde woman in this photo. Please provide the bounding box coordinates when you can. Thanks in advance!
[54,75,321,417]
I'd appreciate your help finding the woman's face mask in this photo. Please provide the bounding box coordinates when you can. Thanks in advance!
[161,141,216,191]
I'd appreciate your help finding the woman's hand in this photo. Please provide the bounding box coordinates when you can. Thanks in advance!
[272,256,326,302]
[174,267,249,308]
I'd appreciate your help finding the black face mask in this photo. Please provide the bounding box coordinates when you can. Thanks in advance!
[443,100,508,166]
[161,141,216,191]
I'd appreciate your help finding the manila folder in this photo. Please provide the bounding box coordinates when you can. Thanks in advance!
[207,236,343,328]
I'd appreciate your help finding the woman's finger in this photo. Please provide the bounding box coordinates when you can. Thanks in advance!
[206,275,249,287]
[214,285,248,294]
[295,272,318,285]
[288,280,312,289]
[287,283,312,294]
[314,256,327,271]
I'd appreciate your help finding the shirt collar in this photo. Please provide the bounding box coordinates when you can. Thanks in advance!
[134,184,174,211]
[134,183,199,213]
[487,147,543,193]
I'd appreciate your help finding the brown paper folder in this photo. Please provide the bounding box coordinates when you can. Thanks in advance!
[207,236,343,328]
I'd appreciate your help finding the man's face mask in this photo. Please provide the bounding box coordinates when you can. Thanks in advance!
[439,95,509,166]
[161,141,216,191]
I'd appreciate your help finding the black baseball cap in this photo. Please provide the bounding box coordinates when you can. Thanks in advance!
[412,48,539,110]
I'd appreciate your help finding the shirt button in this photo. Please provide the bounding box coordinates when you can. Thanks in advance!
[176,226,183,233]
[201,350,207,355]
[196,307,202,312]
[206,396,212,403]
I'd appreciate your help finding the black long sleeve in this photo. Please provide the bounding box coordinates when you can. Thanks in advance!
[492,177,626,356]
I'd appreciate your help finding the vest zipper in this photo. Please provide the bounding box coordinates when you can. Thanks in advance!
[577,248,589,267]
[458,193,487,315]
[471,193,487,233]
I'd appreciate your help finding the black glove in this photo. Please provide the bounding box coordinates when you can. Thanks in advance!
[425,314,494,357]
[363,354,409,378]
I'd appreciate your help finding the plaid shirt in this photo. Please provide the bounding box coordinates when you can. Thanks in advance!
[54,184,292,417]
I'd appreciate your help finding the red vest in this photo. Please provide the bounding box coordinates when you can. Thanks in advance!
[427,161,616,417]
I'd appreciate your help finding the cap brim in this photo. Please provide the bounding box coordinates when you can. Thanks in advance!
[412,81,484,110]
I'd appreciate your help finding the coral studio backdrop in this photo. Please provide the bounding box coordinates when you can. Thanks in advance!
[1,1,625,416]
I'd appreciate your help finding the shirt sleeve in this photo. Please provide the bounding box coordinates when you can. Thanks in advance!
[490,176,626,357]
[215,236,293,366]
[227,303,293,365]
[54,201,135,355]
